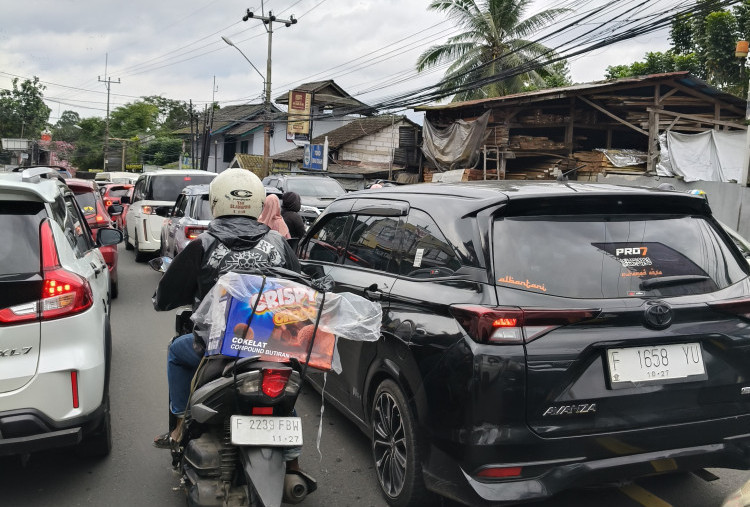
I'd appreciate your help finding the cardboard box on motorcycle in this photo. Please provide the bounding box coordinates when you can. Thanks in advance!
[199,273,382,372]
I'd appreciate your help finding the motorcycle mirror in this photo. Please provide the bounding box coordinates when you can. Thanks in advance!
[148,256,172,273]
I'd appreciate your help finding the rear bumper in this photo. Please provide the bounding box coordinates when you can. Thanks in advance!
[0,404,105,456]
[423,415,750,505]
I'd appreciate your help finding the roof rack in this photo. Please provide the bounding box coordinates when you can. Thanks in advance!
[21,167,65,183]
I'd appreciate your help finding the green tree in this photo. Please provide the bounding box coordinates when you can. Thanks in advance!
[416,0,569,100]
[141,137,183,166]
[109,101,159,138]
[142,96,190,134]
[0,77,51,139]
[71,117,106,171]
[704,11,740,89]
[51,110,82,143]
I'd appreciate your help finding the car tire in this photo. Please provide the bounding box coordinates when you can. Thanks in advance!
[76,393,112,458]
[124,226,133,250]
[371,379,433,507]
[134,230,147,263]
[111,280,119,299]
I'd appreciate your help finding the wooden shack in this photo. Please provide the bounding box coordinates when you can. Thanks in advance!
[414,72,747,181]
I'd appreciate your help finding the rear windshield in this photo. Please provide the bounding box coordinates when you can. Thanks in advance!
[285,178,345,199]
[493,215,747,298]
[73,191,97,216]
[0,201,45,275]
[107,187,131,198]
[149,174,215,202]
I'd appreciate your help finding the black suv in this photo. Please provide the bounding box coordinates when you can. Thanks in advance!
[298,181,750,506]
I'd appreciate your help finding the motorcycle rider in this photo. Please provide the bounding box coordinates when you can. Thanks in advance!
[152,168,300,457]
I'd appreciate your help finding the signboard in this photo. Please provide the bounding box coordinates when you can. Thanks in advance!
[286,90,312,142]
[303,144,324,171]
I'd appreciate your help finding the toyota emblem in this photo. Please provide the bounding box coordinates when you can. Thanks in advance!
[643,301,673,329]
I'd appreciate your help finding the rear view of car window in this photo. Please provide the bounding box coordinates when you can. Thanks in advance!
[149,175,215,201]
[286,178,345,198]
[194,195,213,220]
[400,209,461,278]
[107,187,131,198]
[0,201,45,275]
[73,191,97,215]
[493,215,747,298]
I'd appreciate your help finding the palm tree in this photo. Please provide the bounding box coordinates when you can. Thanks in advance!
[416,0,569,101]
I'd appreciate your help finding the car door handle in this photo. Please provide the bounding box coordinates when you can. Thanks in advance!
[364,285,383,301]
[90,262,104,275]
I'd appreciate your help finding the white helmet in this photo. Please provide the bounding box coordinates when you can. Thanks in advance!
[209,168,265,218]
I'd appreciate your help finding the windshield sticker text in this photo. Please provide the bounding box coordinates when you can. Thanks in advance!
[620,257,652,267]
[621,269,663,278]
[616,247,648,257]
[497,275,547,292]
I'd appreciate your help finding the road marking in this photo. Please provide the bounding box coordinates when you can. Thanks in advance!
[619,483,673,507]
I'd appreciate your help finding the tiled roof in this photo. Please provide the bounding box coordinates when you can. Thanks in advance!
[172,104,279,135]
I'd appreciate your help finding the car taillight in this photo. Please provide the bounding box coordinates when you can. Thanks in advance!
[0,220,93,325]
[261,368,291,398]
[707,297,750,319]
[185,225,207,240]
[105,199,113,207]
[476,466,522,479]
[142,205,153,215]
[450,305,599,344]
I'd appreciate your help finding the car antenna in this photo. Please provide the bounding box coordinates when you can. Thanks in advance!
[556,164,586,182]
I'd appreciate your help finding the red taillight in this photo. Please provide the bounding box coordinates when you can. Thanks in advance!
[0,221,92,325]
[40,220,92,320]
[477,466,522,479]
[71,371,79,408]
[41,269,93,320]
[184,176,191,181]
[105,199,113,207]
[252,407,274,415]
[185,225,207,240]
[450,305,599,344]
[708,297,750,319]
[261,368,291,398]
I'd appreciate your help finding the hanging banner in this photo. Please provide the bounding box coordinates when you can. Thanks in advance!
[287,90,312,142]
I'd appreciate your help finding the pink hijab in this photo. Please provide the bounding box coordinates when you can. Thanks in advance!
[257,194,290,239]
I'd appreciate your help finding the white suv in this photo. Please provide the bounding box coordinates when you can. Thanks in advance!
[0,167,122,458]
[125,170,216,261]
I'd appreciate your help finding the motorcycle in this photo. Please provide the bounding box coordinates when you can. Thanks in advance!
[150,258,321,507]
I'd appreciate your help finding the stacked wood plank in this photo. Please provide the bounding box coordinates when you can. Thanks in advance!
[573,150,646,176]
[518,109,566,125]
[423,168,499,182]
[509,135,566,151]
[484,125,510,147]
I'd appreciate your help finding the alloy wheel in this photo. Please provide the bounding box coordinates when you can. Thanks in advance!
[373,391,407,497]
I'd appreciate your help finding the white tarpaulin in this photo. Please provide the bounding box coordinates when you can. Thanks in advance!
[666,130,745,183]
[421,110,490,172]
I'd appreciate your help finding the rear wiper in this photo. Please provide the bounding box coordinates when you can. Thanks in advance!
[639,275,710,290]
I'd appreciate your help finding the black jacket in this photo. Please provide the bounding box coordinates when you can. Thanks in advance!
[281,192,306,239]
[154,215,300,312]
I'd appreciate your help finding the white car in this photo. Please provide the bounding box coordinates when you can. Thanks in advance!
[124,170,216,262]
[0,167,122,457]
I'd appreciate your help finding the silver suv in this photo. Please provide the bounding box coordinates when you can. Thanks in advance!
[0,167,122,457]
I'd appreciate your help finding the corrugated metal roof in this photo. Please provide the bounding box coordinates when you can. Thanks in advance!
[414,72,746,111]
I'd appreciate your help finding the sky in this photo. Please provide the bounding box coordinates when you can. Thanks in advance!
[0,0,674,125]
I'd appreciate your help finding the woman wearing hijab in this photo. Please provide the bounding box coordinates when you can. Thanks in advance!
[258,194,290,239]
[281,191,306,240]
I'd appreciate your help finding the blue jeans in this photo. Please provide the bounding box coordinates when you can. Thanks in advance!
[167,333,202,417]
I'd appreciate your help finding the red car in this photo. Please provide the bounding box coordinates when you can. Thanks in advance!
[100,183,133,230]
[67,178,123,298]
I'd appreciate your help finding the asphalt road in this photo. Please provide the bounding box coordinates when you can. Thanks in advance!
[0,244,749,507]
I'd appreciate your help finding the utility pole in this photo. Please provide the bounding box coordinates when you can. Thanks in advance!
[239,5,297,177]
[98,54,121,171]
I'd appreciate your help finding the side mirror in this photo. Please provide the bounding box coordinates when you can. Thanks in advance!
[108,204,124,216]
[148,256,172,273]
[97,228,123,247]
[120,196,131,205]
[174,208,184,218]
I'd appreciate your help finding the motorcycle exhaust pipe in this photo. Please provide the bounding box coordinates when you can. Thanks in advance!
[283,472,309,504]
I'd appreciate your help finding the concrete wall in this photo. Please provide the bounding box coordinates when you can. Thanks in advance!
[339,121,403,163]
[597,174,750,238]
